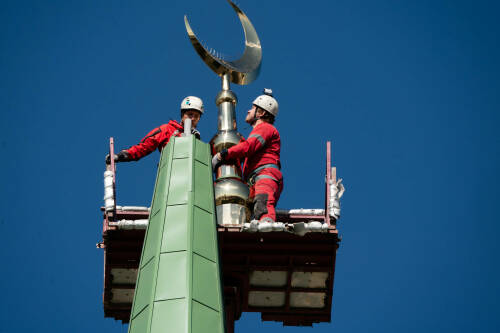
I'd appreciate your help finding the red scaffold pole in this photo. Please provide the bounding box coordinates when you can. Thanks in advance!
[325,141,332,226]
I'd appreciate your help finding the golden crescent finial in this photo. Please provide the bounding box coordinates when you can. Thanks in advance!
[184,0,262,85]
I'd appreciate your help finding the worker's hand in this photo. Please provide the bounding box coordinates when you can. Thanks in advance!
[191,128,201,139]
[212,153,222,171]
[116,150,130,162]
[106,150,130,164]
[105,153,115,164]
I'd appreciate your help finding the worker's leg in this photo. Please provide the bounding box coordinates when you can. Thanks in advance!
[253,170,283,221]
[248,184,256,218]
[253,180,275,221]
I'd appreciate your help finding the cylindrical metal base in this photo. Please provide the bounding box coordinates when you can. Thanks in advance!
[214,179,249,206]
[211,130,243,153]
[216,164,241,179]
[214,178,250,225]
[216,203,248,225]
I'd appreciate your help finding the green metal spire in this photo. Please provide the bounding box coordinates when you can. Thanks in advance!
[128,136,225,333]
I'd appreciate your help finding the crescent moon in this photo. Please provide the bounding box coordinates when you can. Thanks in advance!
[184,0,262,85]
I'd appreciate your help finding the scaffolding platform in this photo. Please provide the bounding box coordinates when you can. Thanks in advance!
[98,141,341,330]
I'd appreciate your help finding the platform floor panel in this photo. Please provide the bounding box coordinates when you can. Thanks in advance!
[101,222,339,326]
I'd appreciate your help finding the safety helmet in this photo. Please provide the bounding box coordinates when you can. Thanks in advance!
[252,88,278,117]
[181,96,204,114]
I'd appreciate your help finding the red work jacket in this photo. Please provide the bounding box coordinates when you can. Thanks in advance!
[226,122,281,180]
[127,120,184,160]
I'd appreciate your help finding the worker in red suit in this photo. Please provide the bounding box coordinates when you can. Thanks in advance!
[212,89,283,225]
[106,96,204,163]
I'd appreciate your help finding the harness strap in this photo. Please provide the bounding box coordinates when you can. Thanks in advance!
[255,174,279,183]
[247,163,281,185]
[247,163,280,180]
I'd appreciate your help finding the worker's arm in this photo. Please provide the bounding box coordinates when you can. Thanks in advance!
[125,126,165,161]
[225,126,269,160]
[211,134,249,170]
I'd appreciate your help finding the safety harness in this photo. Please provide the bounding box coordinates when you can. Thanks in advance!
[246,163,281,186]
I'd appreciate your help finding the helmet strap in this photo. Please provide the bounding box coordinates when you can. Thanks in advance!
[250,106,263,125]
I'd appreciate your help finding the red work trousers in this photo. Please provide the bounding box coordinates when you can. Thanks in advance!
[249,168,283,222]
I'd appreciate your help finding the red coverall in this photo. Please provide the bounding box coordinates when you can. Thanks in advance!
[225,122,283,221]
[126,120,184,160]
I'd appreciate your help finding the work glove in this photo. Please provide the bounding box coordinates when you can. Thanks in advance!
[211,153,222,171]
[211,149,228,170]
[191,128,201,139]
[106,150,130,164]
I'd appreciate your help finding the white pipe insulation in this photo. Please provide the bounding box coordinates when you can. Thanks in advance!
[287,209,325,216]
[241,221,328,235]
[329,179,345,220]
[109,219,149,230]
[104,171,114,212]
[183,118,192,136]
[115,206,150,212]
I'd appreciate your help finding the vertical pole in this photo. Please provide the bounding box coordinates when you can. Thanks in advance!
[211,73,250,225]
[221,73,230,91]
[225,297,235,333]
[325,141,331,226]
[106,137,117,221]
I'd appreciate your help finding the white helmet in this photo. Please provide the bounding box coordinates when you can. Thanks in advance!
[181,96,204,114]
[253,88,278,117]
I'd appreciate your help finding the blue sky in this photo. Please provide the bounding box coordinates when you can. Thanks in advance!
[1,0,499,332]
